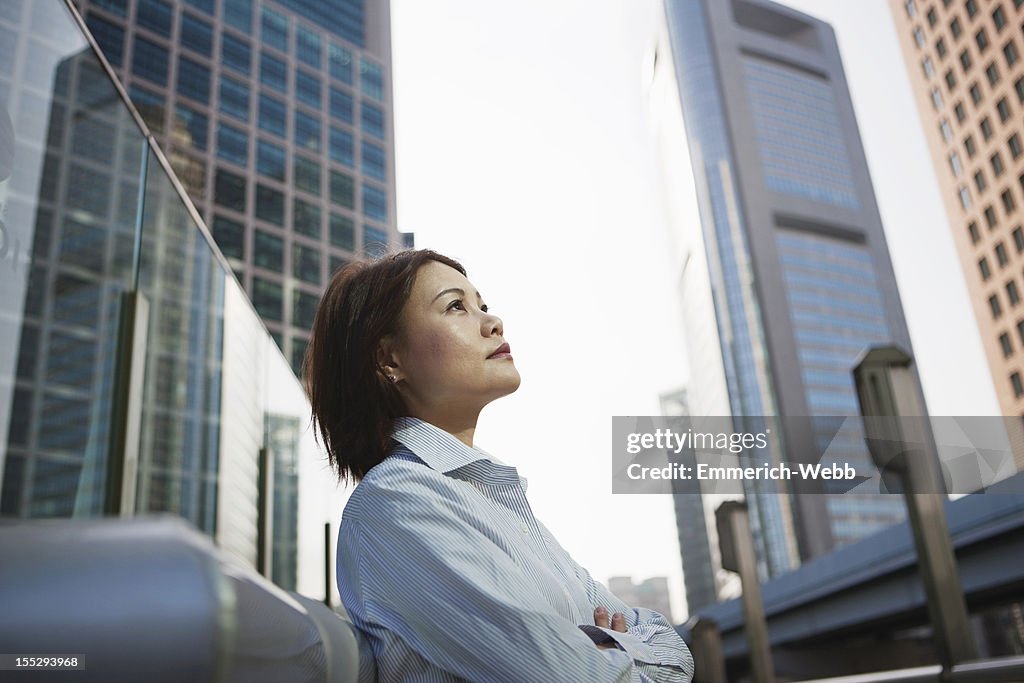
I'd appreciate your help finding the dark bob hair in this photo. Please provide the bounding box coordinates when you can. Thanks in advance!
[303,248,466,483]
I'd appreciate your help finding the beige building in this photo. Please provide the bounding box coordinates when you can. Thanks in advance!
[891,0,1024,427]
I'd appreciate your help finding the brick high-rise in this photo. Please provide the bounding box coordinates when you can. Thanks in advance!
[891,0,1024,453]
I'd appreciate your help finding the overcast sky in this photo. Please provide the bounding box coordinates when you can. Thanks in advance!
[387,0,998,621]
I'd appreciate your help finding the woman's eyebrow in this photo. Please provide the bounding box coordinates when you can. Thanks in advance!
[431,287,483,303]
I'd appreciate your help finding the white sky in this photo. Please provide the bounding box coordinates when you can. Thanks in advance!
[387,0,999,621]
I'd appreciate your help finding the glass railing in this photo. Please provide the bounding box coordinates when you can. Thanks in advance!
[0,0,344,601]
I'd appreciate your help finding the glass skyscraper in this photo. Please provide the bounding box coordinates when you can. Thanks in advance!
[650,0,926,581]
[74,0,403,377]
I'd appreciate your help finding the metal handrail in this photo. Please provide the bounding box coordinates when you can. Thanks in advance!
[793,664,940,683]
[793,655,1024,683]
[950,655,1024,682]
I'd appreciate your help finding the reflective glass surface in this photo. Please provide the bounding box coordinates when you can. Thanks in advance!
[0,0,348,597]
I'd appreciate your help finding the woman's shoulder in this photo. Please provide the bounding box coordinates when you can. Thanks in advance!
[341,448,462,523]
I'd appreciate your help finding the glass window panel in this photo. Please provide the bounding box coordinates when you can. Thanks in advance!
[362,184,387,222]
[223,0,252,33]
[329,43,353,84]
[293,290,319,330]
[86,13,124,66]
[217,123,248,166]
[219,76,250,120]
[363,224,388,256]
[360,58,383,101]
[261,6,288,52]
[329,127,353,167]
[180,12,213,56]
[293,199,321,239]
[291,337,308,377]
[994,6,1008,30]
[212,214,245,259]
[260,52,287,93]
[253,277,283,321]
[362,141,386,181]
[294,156,321,196]
[214,168,246,212]
[174,104,208,151]
[330,87,353,123]
[93,0,127,16]
[297,27,321,68]
[256,139,286,181]
[296,69,321,108]
[362,103,384,139]
[258,93,286,138]
[129,84,166,134]
[329,212,354,250]
[221,33,251,75]
[294,109,320,152]
[254,230,284,270]
[329,170,354,208]
[177,56,210,103]
[185,0,213,12]
[256,185,285,226]
[292,244,320,284]
[137,0,172,36]
[132,35,168,86]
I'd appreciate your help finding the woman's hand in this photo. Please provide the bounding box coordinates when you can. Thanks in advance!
[593,606,627,650]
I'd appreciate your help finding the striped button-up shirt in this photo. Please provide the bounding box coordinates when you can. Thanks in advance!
[337,417,694,682]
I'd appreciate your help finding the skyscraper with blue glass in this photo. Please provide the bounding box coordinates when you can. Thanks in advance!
[650,0,926,581]
[74,0,402,377]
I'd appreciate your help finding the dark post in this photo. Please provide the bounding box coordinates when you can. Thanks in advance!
[256,446,274,578]
[716,501,774,683]
[324,521,332,608]
[853,345,976,670]
[105,290,149,516]
[689,616,728,683]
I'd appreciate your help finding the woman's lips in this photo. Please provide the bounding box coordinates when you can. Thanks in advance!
[487,343,512,360]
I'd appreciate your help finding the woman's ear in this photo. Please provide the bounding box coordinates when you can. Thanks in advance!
[376,335,403,385]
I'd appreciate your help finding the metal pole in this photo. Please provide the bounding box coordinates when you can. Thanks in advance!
[324,521,332,608]
[854,346,976,671]
[256,446,274,578]
[689,617,728,683]
[105,290,149,516]
[716,501,774,683]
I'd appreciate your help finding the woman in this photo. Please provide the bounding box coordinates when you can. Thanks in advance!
[305,249,694,682]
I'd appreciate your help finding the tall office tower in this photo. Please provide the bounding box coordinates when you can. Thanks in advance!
[649,0,927,580]
[890,0,1024,449]
[661,389,718,616]
[74,0,403,376]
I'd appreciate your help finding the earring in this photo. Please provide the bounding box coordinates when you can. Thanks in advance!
[387,374,398,384]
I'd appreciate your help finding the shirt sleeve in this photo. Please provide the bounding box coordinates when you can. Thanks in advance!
[344,473,670,683]
[541,521,695,683]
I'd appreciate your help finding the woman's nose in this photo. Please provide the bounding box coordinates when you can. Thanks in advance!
[481,312,503,337]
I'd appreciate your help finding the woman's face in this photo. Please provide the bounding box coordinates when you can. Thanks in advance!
[381,261,521,421]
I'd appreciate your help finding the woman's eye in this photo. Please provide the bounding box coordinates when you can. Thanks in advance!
[480,304,489,313]
[447,299,465,311]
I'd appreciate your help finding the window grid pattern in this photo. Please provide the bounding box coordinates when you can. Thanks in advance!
[899,0,1024,407]
[742,56,860,209]
[76,0,389,373]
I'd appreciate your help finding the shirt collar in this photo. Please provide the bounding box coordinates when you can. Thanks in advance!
[391,416,526,488]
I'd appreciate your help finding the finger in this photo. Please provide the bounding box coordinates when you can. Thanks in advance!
[611,612,627,632]
[594,606,609,628]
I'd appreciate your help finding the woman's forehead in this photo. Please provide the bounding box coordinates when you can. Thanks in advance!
[412,261,478,300]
